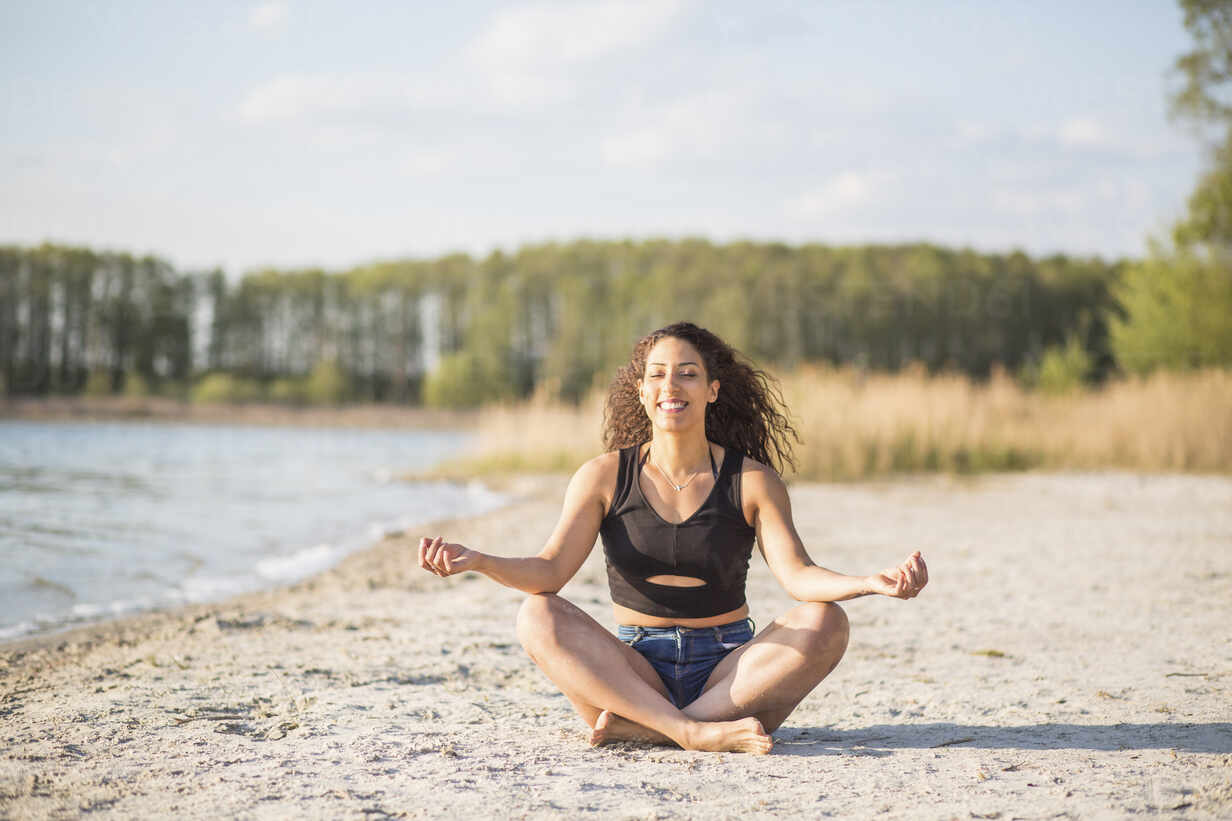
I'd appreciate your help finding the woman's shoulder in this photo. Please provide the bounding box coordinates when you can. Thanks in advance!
[569,450,626,514]
[729,449,778,483]
[730,451,788,517]
[571,450,622,484]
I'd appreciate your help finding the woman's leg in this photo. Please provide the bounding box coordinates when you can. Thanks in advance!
[590,601,849,744]
[515,593,772,753]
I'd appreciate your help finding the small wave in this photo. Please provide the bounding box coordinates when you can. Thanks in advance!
[70,602,104,618]
[71,596,154,620]
[0,620,37,640]
[255,543,342,582]
[178,575,254,602]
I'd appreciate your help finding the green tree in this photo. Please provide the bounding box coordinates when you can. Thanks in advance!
[191,373,262,403]
[1107,1,1232,372]
[1111,244,1232,372]
[1171,0,1232,127]
[1028,335,1093,394]
[303,359,349,405]
[1,238,1126,404]
[422,350,497,408]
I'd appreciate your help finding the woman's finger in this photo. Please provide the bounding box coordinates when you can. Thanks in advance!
[427,537,445,576]
[442,546,453,574]
[905,558,921,588]
[434,537,449,575]
[418,537,432,572]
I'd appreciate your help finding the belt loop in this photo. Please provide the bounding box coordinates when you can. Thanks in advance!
[746,616,756,634]
[634,626,645,644]
[711,626,722,643]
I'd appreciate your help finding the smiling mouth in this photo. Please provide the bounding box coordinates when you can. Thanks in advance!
[657,400,688,411]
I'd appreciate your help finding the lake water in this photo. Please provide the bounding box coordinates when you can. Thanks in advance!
[0,420,505,641]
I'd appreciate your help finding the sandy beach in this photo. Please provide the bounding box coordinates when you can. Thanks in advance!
[2,471,1230,819]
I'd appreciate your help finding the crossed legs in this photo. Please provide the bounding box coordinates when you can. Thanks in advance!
[515,593,850,753]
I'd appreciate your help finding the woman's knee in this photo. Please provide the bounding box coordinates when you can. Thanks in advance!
[515,592,564,650]
[788,601,850,659]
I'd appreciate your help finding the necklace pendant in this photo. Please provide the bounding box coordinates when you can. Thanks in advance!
[647,445,697,492]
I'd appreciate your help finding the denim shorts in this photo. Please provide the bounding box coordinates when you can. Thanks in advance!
[617,618,755,708]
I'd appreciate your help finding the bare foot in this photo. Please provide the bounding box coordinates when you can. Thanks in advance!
[681,717,773,755]
[589,710,673,747]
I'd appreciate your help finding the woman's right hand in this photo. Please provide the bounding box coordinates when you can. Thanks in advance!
[418,536,482,577]
[866,551,928,599]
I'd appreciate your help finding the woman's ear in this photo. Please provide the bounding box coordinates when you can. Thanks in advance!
[708,380,719,403]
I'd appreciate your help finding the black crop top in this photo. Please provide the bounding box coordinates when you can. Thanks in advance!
[599,444,757,619]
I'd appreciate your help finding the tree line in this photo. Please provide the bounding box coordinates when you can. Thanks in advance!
[1,239,1130,406]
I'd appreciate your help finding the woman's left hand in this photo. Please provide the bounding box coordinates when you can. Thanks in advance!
[868,551,928,599]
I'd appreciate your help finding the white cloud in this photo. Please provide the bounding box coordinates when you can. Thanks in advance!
[465,0,689,106]
[601,129,669,168]
[398,148,455,177]
[786,171,897,218]
[1057,116,1106,148]
[248,1,289,30]
[238,1,692,123]
[599,91,744,169]
[992,187,1084,216]
[954,117,1116,151]
[991,177,1143,217]
[467,0,687,70]
[308,124,390,152]
[239,72,381,122]
[954,120,997,144]
[238,71,464,122]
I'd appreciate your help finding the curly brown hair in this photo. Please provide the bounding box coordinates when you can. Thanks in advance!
[602,322,798,474]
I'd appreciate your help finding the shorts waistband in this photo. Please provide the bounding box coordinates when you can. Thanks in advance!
[616,617,755,645]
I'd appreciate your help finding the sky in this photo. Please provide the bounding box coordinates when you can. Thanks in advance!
[0,0,1203,275]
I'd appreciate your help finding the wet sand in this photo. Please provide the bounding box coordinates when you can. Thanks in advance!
[2,472,1230,819]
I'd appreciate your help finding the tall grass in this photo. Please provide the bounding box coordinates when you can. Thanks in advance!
[431,387,606,478]
[436,367,1232,480]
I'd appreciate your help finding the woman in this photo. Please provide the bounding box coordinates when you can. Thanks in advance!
[418,322,927,754]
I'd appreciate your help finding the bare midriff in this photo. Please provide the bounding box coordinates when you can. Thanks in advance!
[613,599,750,629]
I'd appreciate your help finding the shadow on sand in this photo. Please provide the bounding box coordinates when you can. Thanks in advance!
[770,722,1232,757]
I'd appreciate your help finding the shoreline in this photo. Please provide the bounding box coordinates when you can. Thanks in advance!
[2,471,1230,818]
[0,396,478,430]
[0,413,500,650]
[0,472,549,658]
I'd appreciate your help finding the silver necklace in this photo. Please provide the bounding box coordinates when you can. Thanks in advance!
[648,445,703,492]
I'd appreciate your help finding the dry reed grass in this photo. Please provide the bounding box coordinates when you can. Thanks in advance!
[437,367,1232,480]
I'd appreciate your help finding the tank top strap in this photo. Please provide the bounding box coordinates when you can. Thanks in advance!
[715,445,748,520]
[606,445,640,519]
[715,442,736,479]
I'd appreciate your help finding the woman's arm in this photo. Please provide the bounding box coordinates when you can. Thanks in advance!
[742,462,928,602]
[418,453,612,594]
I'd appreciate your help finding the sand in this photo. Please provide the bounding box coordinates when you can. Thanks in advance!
[2,471,1230,820]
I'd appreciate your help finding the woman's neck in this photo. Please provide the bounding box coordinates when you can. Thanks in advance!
[648,432,711,473]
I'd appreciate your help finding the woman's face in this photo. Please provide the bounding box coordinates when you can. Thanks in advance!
[638,336,719,432]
